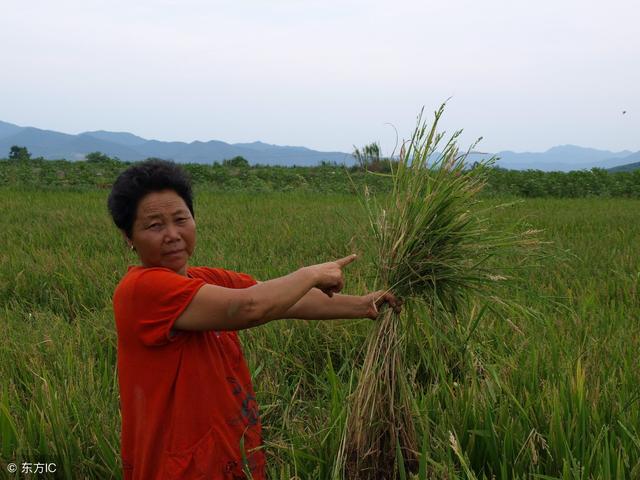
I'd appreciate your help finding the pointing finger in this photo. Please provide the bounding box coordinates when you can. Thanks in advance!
[335,254,358,268]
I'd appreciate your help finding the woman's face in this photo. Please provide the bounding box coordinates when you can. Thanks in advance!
[127,189,196,276]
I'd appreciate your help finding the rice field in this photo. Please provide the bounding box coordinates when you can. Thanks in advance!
[1,187,639,479]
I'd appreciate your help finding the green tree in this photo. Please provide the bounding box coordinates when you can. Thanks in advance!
[222,156,250,168]
[353,142,380,170]
[85,151,114,163]
[8,145,31,161]
[352,142,394,173]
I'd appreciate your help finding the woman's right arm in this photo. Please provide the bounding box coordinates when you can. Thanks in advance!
[172,255,357,332]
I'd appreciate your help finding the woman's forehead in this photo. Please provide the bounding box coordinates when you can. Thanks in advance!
[136,190,189,218]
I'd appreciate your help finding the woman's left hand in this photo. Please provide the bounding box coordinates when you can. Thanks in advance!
[363,290,403,319]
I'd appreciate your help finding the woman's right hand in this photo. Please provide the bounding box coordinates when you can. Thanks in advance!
[303,254,358,297]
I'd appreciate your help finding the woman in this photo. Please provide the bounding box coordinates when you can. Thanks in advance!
[108,159,401,480]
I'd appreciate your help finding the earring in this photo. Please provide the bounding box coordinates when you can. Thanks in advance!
[129,244,135,251]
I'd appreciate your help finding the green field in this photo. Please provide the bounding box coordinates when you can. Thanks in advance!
[1,188,639,479]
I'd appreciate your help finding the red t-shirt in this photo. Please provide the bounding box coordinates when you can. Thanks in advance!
[113,266,265,480]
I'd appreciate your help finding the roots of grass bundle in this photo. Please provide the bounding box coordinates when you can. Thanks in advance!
[340,104,540,478]
[343,307,418,478]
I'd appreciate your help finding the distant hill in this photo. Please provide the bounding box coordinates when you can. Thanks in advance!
[83,130,148,147]
[0,120,353,166]
[469,145,636,172]
[1,120,638,170]
[0,120,24,138]
[607,152,640,172]
[608,162,640,172]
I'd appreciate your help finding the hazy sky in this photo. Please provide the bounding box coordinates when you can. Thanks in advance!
[2,0,638,154]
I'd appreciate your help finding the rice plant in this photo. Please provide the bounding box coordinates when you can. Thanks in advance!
[340,104,541,478]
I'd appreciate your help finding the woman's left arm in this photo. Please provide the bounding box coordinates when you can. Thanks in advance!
[255,282,402,320]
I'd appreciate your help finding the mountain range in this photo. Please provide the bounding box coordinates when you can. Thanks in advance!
[485,146,639,172]
[1,120,638,171]
[0,120,352,167]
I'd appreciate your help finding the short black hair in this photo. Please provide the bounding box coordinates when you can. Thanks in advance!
[107,159,194,239]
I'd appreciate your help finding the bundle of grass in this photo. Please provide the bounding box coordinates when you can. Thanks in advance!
[339,104,540,478]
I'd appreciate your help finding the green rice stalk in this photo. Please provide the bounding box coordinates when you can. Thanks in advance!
[340,104,541,478]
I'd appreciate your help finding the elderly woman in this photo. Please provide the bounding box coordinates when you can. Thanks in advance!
[108,159,401,480]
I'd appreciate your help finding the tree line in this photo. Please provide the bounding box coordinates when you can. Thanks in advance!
[2,145,639,197]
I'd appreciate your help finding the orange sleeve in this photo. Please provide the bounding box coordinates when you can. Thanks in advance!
[129,268,206,347]
[214,268,257,289]
[189,267,257,289]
